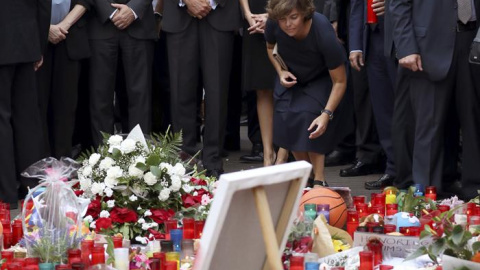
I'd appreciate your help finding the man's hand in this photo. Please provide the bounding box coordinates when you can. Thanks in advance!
[279,70,297,88]
[372,0,385,16]
[34,56,44,71]
[308,113,330,139]
[349,51,364,71]
[49,24,68,44]
[111,3,135,30]
[184,0,211,19]
[399,54,423,72]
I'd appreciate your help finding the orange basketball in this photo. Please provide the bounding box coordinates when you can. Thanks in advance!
[298,187,347,228]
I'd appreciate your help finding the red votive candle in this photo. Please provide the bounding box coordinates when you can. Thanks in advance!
[399,227,410,235]
[386,204,398,216]
[68,249,81,265]
[182,218,195,239]
[55,265,71,270]
[1,219,11,232]
[80,239,94,267]
[425,186,437,201]
[438,205,450,213]
[25,258,39,267]
[164,261,176,270]
[90,245,105,265]
[3,231,13,249]
[165,219,177,240]
[153,252,166,268]
[367,222,380,233]
[372,205,385,217]
[357,203,368,218]
[357,226,368,232]
[353,196,366,205]
[380,265,394,270]
[466,203,476,217]
[475,205,480,216]
[347,221,360,238]
[384,224,396,234]
[409,226,421,237]
[359,251,374,270]
[12,259,25,267]
[290,255,304,270]
[112,236,123,248]
[7,263,21,270]
[194,220,205,239]
[149,258,160,270]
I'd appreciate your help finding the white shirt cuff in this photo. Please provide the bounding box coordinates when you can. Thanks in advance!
[350,50,363,54]
[110,8,138,20]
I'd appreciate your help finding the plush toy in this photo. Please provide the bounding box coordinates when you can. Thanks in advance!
[393,212,420,232]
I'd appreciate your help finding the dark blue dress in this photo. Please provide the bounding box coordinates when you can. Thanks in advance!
[264,12,348,154]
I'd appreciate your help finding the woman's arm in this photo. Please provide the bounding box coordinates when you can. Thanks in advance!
[308,64,347,139]
[59,4,87,31]
[266,42,297,88]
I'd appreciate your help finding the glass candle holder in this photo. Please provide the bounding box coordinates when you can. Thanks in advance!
[149,258,160,270]
[356,226,368,232]
[181,239,195,259]
[347,220,359,239]
[289,255,304,270]
[161,240,174,253]
[194,220,205,239]
[80,240,94,267]
[112,236,123,248]
[1,251,14,262]
[356,203,368,218]
[399,227,410,235]
[385,193,396,205]
[425,186,437,201]
[113,248,129,270]
[316,204,330,224]
[380,265,394,270]
[304,204,317,222]
[152,252,166,268]
[373,193,386,207]
[170,229,183,252]
[303,252,318,263]
[71,263,85,270]
[412,184,424,197]
[386,204,398,216]
[372,205,385,217]
[366,222,380,233]
[409,226,421,237]
[67,249,81,265]
[182,218,195,240]
[3,231,13,249]
[438,204,450,213]
[165,252,180,270]
[359,250,374,270]
[468,215,480,235]
[163,261,177,270]
[372,226,384,234]
[353,196,366,205]
[1,219,11,233]
[12,259,25,267]
[165,219,178,241]
[25,258,39,267]
[55,265,71,270]
[347,210,359,222]
[90,245,105,265]
[305,262,320,270]
[383,224,396,234]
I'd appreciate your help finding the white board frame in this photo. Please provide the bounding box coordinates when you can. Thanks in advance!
[194,161,312,270]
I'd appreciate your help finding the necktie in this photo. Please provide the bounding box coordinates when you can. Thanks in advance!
[458,0,473,24]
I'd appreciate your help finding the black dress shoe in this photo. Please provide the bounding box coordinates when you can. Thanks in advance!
[240,143,263,163]
[313,180,329,187]
[206,169,224,179]
[325,150,355,167]
[364,174,395,190]
[339,160,383,177]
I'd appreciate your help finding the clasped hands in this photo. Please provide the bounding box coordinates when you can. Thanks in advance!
[184,0,212,20]
[246,13,268,34]
[111,3,136,30]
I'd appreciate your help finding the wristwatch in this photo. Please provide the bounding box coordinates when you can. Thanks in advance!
[321,109,334,120]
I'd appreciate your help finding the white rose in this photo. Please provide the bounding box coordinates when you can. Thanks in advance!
[144,210,152,217]
[89,153,101,166]
[108,135,123,146]
[151,222,158,228]
[182,176,190,183]
[172,163,186,176]
[107,200,115,208]
[158,188,171,201]
[128,164,144,178]
[142,223,150,230]
[138,218,145,224]
[83,215,93,223]
[135,236,148,245]
[90,221,96,229]
[91,182,106,195]
[104,187,113,197]
[99,157,115,171]
[182,184,194,193]
[144,172,158,186]
[104,176,118,188]
[129,195,138,202]
[80,178,92,191]
[170,179,182,192]
[107,166,123,179]
[160,162,173,175]
[120,139,136,154]
[135,156,146,164]
[100,210,110,218]
[82,166,93,177]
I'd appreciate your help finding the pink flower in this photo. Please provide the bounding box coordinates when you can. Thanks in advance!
[201,194,211,206]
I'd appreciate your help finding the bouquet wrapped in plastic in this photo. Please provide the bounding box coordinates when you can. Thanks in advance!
[20,157,90,263]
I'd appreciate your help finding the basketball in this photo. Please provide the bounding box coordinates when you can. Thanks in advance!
[298,187,347,228]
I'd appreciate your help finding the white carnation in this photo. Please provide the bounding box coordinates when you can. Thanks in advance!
[158,188,171,201]
[104,176,118,188]
[100,210,110,218]
[107,166,123,179]
[170,179,182,192]
[80,177,92,191]
[120,139,136,154]
[82,166,93,177]
[128,164,144,178]
[107,200,115,208]
[129,195,138,202]
[182,176,190,183]
[91,182,106,195]
[144,172,158,186]
[108,135,123,146]
[138,218,145,224]
[83,215,93,223]
[182,184,194,193]
[135,236,148,245]
[144,210,152,217]
[90,221,96,229]
[89,153,101,166]
[99,157,115,170]
[104,187,113,197]
[160,162,173,175]
[135,156,146,164]
[142,223,150,230]
[151,222,158,228]
[172,163,186,176]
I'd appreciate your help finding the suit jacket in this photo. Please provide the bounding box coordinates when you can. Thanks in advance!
[162,0,240,33]
[383,0,395,58]
[87,0,157,39]
[390,0,480,81]
[64,0,91,60]
[348,0,367,54]
[316,0,341,22]
[0,0,51,65]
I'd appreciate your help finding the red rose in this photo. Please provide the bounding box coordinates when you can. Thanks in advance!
[86,199,102,219]
[190,177,207,186]
[181,193,201,208]
[147,228,165,240]
[95,217,113,233]
[74,190,84,197]
[149,209,175,224]
[110,207,138,223]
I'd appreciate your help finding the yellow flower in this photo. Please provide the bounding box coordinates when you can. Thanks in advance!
[332,239,351,252]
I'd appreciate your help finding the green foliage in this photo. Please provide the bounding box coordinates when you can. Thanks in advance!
[396,186,436,214]
[106,236,115,265]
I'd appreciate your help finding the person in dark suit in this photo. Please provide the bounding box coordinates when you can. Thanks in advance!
[162,0,240,177]
[347,0,396,189]
[87,0,156,146]
[37,1,91,159]
[0,0,51,206]
[390,0,480,199]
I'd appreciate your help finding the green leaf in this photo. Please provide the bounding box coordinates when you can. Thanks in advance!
[150,166,162,177]
[472,241,480,253]
[112,148,122,158]
[452,225,465,246]
[106,236,115,265]
[146,154,161,166]
[136,162,148,171]
[122,224,130,240]
[420,227,433,239]
[405,246,428,261]
[430,238,446,257]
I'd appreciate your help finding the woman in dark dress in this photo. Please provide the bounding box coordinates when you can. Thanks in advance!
[265,0,348,186]
[240,0,289,166]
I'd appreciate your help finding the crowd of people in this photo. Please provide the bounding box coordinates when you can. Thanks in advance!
[2,0,480,207]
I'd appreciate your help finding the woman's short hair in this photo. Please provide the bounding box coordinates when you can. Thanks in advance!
[266,0,315,21]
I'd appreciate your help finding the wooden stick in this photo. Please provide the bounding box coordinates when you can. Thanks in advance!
[253,186,284,270]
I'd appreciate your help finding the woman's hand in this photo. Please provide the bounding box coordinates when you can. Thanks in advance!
[248,13,268,34]
[49,24,68,44]
[308,113,330,139]
[279,70,297,88]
